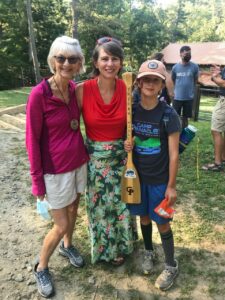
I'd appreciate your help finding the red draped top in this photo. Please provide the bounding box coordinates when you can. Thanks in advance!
[82,78,127,141]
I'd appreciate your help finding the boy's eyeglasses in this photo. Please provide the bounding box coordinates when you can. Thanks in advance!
[54,55,81,64]
[96,36,122,46]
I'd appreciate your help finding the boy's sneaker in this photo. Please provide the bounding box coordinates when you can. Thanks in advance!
[59,241,84,268]
[33,263,54,298]
[142,250,156,275]
[155,259,178,291]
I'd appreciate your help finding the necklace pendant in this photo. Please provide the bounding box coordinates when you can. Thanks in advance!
[70,119,79,131]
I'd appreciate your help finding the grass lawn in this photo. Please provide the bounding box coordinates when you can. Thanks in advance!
[171,119,225,298]
[0,87,218,111]
[199,94,217,121]
[0,87,31,108]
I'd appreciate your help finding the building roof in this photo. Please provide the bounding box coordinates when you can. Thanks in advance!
[198,71,217,87]
[162,42,225,65]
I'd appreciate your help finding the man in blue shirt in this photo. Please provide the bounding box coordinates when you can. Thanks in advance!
[172,46,199,128]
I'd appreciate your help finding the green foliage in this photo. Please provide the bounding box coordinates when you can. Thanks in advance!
[0,0,69,90]
[75,0,128,75]
[184,1,225,42]
[1,0,225,89]
[165,0,189,42]
[0,0,29,89]
[163,0,225,42]
[32,0,70,69]
[0,88,31,108]
[128,5,165,66]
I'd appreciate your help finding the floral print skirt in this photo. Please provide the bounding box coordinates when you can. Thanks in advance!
[85,138,136,263]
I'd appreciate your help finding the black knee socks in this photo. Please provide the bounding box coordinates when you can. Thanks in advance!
[140,222,153,251]
[141,223,176,266]
[160,229,176,267]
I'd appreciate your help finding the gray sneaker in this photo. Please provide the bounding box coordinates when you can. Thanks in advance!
[33,263,54,298]
[155,259,179,291]
[59,241,84,267]
[142,250,156,275]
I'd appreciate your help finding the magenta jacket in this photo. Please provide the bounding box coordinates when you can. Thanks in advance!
[26,79,89,196]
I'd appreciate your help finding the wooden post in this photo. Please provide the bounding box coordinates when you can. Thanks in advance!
[26,0,41,84]
[71,0,79,39]
[192,84,201,121]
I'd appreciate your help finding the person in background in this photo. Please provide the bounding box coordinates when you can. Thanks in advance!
[133,79,142,104]
[26,36,89,298]
[125,59,181,291]
[202,64,225,171]
[171,45,199,128]
[76,37,135,266]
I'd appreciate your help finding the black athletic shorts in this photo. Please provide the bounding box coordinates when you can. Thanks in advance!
[173,100,193,118]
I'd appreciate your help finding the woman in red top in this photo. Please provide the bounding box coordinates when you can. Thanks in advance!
[76,37,135,265]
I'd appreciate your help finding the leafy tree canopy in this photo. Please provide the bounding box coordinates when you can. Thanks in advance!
[1,0,225,89]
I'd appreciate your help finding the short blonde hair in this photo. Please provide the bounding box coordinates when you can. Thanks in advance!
[47,36,85,75]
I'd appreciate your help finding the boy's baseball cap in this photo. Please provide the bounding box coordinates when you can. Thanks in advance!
[137,59,166,80]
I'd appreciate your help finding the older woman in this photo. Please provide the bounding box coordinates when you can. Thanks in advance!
[26,36,89,298]
[76,37,135,266]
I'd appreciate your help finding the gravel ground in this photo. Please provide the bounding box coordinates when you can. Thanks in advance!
[1,129,225,300]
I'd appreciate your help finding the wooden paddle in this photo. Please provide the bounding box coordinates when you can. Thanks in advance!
[121,72,141,204]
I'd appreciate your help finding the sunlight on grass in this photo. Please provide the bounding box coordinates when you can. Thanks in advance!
[177,120,225,242]
[0,87,31,108]
[199,106,213,112]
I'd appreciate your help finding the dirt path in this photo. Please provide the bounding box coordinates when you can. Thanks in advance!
[0,129,224,300]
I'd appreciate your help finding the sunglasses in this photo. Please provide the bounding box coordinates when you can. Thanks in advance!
[54,55,81,64]
[96,36,122,46]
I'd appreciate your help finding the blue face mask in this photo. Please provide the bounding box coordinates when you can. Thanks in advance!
[37,198,51,220]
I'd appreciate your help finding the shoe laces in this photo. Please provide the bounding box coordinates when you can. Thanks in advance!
[68,245,79,257]
[144,250,154,260]
[38,269,51,286]
[160,266,175,279]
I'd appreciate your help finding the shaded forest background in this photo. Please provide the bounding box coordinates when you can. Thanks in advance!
[1,0,225,90]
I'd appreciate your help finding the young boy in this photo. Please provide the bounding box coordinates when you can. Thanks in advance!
[124,60,181,291]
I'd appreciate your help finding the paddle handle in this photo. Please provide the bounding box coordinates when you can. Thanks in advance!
[121,72,141,204]
[122,72,134,160]
[126,83,132,143]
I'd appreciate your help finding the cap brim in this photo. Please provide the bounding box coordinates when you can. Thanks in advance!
[137,71,165,80]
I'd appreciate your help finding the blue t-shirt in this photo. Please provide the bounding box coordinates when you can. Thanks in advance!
[172,62,199,101]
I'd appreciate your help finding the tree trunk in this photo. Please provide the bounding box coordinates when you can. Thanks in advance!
[26,0,41,84]
[71,0,79,39]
